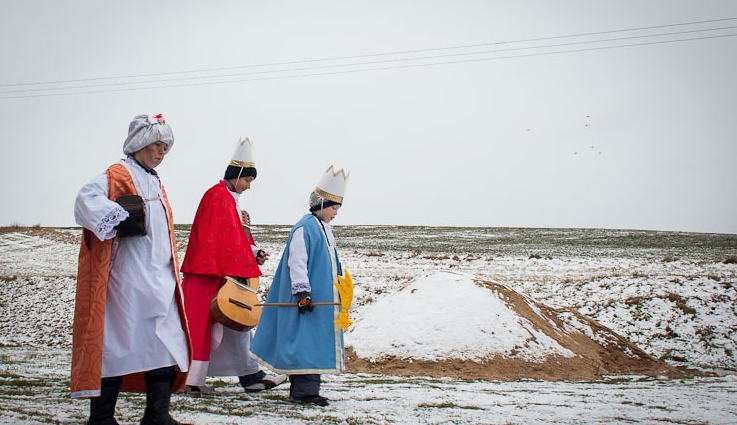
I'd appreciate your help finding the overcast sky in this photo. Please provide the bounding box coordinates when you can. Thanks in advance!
[1,1,736,234]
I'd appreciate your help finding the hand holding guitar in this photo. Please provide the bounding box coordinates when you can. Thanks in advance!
[242,209,269,264]
[256,249,270,265]
[241,210,252,230]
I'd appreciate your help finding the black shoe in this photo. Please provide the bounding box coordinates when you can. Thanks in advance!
[242,374,287,392]
[88,385,120,425]
[141,375,188,425]
[290,395,329,406]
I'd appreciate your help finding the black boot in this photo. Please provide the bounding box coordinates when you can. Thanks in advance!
[88,383,120,425]
[140,374,187,425]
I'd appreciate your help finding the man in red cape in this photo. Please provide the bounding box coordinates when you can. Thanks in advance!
[181,137,285,394]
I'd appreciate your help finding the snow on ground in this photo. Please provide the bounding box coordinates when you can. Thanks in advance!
[1,227,735,366]
[349,271,574,362]
[1,347,737,425]
[1,226,736,424]
[0,230,78,278]
[329,245,737,369]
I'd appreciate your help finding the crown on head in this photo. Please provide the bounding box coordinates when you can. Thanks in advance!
[229,137,255,168]
[314,165,349,203]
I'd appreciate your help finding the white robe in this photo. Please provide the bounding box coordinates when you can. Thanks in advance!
[206,326,261,377]
[74,158,189,377]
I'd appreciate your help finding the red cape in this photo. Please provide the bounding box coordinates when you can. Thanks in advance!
[181,181,262,278]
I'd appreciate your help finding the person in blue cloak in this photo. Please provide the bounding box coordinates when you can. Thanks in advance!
[249,165,350,407]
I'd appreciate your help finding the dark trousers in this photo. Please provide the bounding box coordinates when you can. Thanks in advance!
[91,366,179,425]
[289,374,321,398]
[101,365,178,389]
[238,370,266,388]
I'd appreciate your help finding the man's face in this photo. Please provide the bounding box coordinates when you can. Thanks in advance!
[134,141,167,169]
[235,176,255,194]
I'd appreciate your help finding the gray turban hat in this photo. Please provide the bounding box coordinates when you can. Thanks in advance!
[123,114,174,155]
[309,191,341,212]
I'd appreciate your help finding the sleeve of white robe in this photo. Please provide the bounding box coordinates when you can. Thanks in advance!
[74,172,129,241]
[288,227,310,295]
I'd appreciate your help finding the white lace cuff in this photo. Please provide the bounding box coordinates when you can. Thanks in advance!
[94,204,130,241]
[291,280,311,295]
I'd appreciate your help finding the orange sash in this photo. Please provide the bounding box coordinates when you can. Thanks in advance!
[71,163,192,398]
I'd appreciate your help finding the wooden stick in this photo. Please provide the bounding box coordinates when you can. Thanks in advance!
[255,302,340,306]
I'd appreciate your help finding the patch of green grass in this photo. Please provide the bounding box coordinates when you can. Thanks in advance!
[0,370,22,378]
[344,378,404,385]
[309,417,367,425]
[1,386,39,396]
[0,223,24,234]
[341,418,372,425]
[75,224,737,260]
[607,417,639,423]
[696,326,718,344]
[581,377,644,385]
[0,378,41,388]
[417,402,484,410]
[175,403,255,417]
[260,393,290,402]
[664,293,697,315]
[659,350,687,363]
[206,379,234,388]
[1,404,78,424]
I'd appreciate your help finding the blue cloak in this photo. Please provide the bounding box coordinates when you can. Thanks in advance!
[249,214,344,374]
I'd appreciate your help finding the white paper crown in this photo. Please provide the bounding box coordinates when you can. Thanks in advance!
[229,137,255,167]
[314,165,349,203]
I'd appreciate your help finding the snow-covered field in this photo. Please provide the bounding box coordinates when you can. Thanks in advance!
[2,346,737,425]
[1,225,736,424]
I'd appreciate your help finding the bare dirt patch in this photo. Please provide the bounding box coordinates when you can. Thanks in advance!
[345,347,694,381]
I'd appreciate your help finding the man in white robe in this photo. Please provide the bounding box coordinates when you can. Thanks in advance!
[73,114,191,425]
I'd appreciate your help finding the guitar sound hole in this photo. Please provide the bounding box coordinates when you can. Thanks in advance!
[228,298,252,310]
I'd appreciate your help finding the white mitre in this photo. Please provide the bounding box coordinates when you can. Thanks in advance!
[314,165,350,203]
[230,137,255,167]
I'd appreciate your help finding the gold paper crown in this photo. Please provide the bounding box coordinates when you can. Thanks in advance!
[229,137,255,168]
[314,165,349,203]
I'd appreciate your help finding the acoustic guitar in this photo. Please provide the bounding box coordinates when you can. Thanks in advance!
[211,212,340,331]
[209,276,262,331]
[208,210,263,331]
[210,275,341,331]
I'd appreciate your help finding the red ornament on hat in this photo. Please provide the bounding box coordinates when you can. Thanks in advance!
[153,113,165,123]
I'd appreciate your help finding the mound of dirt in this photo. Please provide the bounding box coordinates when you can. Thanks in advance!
[345,272,692,380]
